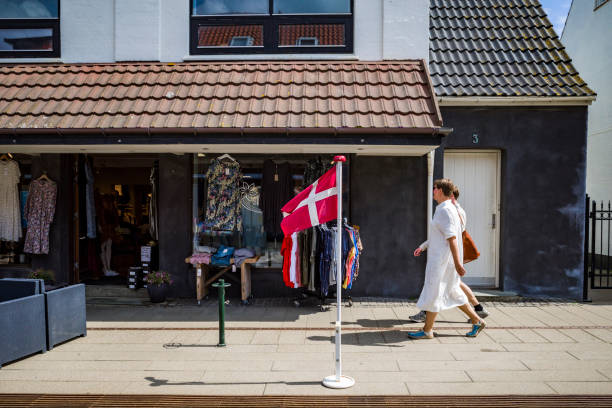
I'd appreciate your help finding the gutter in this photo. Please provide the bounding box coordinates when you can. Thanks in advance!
[438,96,597,107]
[3,126,454,138]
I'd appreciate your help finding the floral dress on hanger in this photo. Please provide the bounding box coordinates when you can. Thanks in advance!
[204,158,242,231]
[24,179,57,254]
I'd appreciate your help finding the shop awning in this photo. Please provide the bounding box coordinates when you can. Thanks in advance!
[0,61,448,154]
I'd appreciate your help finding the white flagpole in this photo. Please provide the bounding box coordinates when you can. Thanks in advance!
[322,155,355,389]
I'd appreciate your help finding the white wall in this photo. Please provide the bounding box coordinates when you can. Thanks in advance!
[382,0,429,61]
[160,0,189,62]
[61,0,114,62]
[563,1,612,203]
[59,0,428,63]
[115,0,160,61]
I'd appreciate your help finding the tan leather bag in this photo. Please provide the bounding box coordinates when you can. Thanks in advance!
[456,204,480,264]
[462,230,480,264]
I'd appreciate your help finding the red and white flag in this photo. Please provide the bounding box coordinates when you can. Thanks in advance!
[280,166,338,236]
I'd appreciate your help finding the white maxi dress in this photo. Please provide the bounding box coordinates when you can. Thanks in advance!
[416,200,468,312]
[0,160,22,242]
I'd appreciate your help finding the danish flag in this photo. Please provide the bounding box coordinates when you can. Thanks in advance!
[280,166,338,236]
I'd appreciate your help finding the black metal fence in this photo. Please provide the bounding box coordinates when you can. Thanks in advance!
[584,195,612,299]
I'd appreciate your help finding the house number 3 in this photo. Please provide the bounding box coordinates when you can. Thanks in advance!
[472,133,479,144]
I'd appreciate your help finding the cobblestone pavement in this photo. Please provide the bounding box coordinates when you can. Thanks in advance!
[2,301,612,396]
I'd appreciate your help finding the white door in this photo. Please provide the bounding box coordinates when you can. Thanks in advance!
[444,151,500,287]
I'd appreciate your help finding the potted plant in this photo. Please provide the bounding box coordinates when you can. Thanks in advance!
[145,271,173,303]
[29,269,56,285]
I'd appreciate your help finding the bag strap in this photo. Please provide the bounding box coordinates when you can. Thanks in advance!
[453,202,465,229]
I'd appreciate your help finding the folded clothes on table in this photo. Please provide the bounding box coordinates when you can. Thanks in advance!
[234,248,256,267]
[188,252,211,265]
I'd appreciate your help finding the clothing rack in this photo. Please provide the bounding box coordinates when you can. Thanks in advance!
[284,220,361,311]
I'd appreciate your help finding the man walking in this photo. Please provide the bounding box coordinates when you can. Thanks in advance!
[407,179,485,339]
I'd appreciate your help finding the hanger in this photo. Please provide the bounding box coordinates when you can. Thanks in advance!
[37,171,53,182]
[217,153,236,162]
[0,153,13,161]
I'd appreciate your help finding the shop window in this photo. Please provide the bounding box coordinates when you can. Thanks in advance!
[190,0,353,55]
[192,154,350,268]
[0,0,60,58]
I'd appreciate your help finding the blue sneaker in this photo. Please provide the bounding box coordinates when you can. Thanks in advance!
[466,320,486,337]
[407,330,434,340]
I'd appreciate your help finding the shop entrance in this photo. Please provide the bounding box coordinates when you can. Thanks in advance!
[76,154,157,285]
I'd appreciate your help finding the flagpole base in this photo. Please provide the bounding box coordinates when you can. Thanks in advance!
[322,375,355,389]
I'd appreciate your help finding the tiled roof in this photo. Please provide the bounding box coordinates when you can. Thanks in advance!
[0,61,442,130]
[429,0,595,98]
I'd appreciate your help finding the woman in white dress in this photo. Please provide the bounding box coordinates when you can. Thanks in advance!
[408,179,485,339]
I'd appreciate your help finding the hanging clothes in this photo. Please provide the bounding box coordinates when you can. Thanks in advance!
[304,157,332,185]
[24,178,57,254]
[84,159,96,239]
[0,159,22,242]
[261,160,292,239]
[149,165,159,240]
[281,234,293,288]
[205,158,242,232]
[240,184,266,254]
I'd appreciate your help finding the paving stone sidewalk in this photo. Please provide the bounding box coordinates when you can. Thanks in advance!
[2,301,612,396]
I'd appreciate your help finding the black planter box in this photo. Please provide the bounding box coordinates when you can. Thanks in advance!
[45,283,87,350]
[0,279,47,368]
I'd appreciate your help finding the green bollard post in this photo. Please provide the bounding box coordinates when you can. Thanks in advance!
[212,279,231,347]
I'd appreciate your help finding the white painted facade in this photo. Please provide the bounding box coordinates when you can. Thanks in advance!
[562,1,612,203]
[56,0,428,64]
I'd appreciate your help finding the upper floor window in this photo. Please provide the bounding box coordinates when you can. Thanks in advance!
[190,0,353,55]
[0,0,60,58]
[594,0,610,10]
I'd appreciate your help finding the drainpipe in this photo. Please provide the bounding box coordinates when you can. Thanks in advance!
[427,150,435,241]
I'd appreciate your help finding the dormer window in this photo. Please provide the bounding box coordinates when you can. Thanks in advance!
[190,0,352,55]
[0,0,60,58]
[296,37,318,46]
[230,36,254,47]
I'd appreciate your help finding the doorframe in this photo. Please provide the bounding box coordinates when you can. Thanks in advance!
[444,149,502,288]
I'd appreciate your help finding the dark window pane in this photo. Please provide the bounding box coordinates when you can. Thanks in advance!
[193,0,268,15]
[0,28,53,51]
[273,0,350,14]
[198,25,263,47]
[0,0,58,18]
[279,24,344,46]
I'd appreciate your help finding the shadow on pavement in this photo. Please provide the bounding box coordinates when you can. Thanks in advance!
[144,376,320,387]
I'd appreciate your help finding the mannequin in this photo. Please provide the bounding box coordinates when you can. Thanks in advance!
[98,194,119,277]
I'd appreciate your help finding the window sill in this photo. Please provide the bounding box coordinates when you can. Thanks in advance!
[183,54,357,61]
[0,58,62,64]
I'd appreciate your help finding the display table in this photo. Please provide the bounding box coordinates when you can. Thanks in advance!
[185,256,259,305]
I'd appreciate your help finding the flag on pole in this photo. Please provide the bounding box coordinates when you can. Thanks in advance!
[280,166,338,236]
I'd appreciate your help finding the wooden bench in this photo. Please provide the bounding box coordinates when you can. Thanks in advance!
[185,256,260,305]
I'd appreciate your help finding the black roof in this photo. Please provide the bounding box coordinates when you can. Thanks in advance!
[429,0,595,98]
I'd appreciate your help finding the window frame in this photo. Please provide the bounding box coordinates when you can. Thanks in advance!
[0,1,60,59]
[189,0,353,55]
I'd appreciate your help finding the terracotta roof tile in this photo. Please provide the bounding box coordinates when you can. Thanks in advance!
[0,61,441,131]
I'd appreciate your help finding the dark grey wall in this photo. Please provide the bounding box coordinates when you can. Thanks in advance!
[350,156,428,297]
[437,107,588,299]
[31,154,73,283]
[158,154,193,297]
